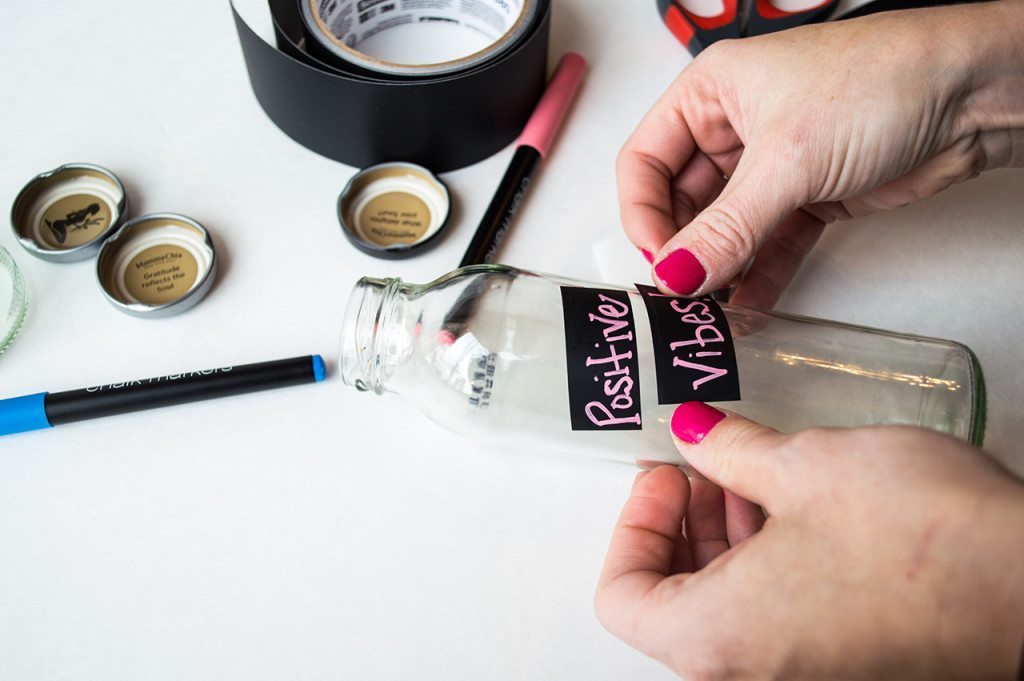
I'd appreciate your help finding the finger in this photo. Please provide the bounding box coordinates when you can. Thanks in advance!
[685,473,730,569]
[595,466,691,640]
[669,401,792,510]
[634,152,730,263]
[617,81,710,259]
[598,466,691,590]
[729,209,825,310]
[669,520,694,575]
[651,150,805,297]
[668,152,730,237]
[724,490,765,546]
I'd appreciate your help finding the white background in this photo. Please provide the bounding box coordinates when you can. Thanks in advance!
[2,1,1022,679]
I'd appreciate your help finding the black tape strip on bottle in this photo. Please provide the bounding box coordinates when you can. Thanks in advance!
[231,0,551,172]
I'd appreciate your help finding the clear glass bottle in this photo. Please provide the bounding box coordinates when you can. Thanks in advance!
[1,246,29,359]
[340,265,984,466]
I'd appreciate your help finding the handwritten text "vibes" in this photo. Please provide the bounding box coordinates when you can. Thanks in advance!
[650,292,731,390]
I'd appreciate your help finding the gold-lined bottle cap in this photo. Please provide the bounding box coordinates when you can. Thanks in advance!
[10,163,128,263]
[338,162,451,259]
[96,213,217,318]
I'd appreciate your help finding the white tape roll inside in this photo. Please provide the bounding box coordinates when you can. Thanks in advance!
[300,0,537,76]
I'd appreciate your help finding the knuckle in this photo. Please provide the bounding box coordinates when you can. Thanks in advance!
[694,38,738,68]
[737,267,783,308]
[616,146,673,186]
[672,638,747,681]
[768,232,807,267]
[614,151,636,188]
[592,589,617,631]
[708,439,740,482]
[593,585,638,644]
[704,420,770,478]
[950,134,988,181]
[648,572,690,610]
[614,146,631,174]
[958,143,987,182]
[695,206,757,264]
[787,427,833,454]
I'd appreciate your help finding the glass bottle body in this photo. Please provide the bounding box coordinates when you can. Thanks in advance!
[340,265,984,466]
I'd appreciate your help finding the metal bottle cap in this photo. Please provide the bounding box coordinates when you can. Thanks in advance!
[10,163,128,263]
[96,213,217,318]
[338,162,452,259]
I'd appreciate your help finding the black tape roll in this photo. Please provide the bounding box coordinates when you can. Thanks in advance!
[231,0,551,172]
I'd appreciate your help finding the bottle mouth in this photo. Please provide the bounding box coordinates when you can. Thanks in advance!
[339,276,395,394]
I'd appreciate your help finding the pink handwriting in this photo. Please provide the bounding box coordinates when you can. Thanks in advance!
[584,294,641,427]
[648,293,731,390]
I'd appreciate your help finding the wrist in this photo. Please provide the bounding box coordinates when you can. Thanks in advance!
[951,1,1024,168]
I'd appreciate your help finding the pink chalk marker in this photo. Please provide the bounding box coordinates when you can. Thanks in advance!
[458,53,587,267]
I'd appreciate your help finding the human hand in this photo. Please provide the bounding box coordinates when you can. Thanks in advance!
[595,402,1024,679]
[618,3,1024,309]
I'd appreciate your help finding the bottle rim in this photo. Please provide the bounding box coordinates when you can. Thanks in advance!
[339,275,401,394]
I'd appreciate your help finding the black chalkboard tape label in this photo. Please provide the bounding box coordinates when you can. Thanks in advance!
[560,286,643,431]
[636,284,740,405]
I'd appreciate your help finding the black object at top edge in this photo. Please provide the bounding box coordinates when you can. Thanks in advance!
[836,0,982,20]
[230,0,550,172]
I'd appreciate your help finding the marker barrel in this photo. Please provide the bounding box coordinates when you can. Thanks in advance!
[0,355,326,437]
[459,146,541,268]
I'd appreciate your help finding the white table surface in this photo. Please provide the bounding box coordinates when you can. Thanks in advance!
[2,2,1022,679]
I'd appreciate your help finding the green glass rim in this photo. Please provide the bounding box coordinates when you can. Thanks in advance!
[966,345,986,448]
[1,246,29,358]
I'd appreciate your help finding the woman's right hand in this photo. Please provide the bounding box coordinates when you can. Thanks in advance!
[618,2,1024,309]
[596,404,1024,679]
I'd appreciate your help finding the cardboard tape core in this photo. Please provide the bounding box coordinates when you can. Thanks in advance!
[302,0,535,75]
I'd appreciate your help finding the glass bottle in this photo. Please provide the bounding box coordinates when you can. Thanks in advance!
[339,265,984,466]
[1,246,29,359]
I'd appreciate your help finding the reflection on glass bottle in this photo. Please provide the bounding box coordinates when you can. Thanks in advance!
[340,265,984,466]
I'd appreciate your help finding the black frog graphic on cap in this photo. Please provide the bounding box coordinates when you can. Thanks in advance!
[45,203,103,244]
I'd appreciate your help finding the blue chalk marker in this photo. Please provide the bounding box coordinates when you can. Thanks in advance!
[0,355,326,437]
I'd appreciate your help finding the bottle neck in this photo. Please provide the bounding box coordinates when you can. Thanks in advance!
[340,276,414,395]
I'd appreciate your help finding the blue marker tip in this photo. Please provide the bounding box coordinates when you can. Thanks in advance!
[0,392,53,436]
[312,355,327,383]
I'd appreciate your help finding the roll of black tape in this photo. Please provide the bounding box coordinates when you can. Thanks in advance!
[230,0,551,172]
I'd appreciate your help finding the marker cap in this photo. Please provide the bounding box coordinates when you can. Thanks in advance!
[517,53,587,158]
[0,392,51,437]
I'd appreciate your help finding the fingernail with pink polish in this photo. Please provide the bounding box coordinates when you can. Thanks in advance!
[654,249,706,295]
[639,247,654,264]
[671,401,726,444]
